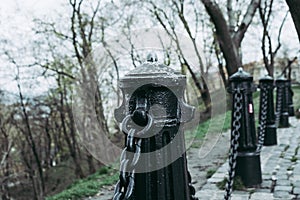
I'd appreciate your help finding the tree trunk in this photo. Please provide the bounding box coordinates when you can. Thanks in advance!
[201,0,240,76]
[201,0,260,76]
[57,75,84,179]
[286,0,300,42]
[17,79,45,195]
[86,154,96,174]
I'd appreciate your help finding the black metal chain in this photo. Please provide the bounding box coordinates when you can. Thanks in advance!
[113,114,152,200]
[275,86,283,128]
[224,88,243,200]
[256,87,268,152]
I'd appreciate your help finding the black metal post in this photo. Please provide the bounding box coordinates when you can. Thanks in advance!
[287,79,295,116]
[275,76,289,128]
[258,75,277,146]
[228,68,262,187]
[114,55,197,200]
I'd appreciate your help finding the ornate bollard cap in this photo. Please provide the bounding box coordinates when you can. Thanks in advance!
[228,67,255,93]
[276,75,287,82]
[259,74,275,89]
[229,67,253,82]
[115,54,194,124]
[260,74,273,80]
[259,74,274,83]
[119,60,184,88]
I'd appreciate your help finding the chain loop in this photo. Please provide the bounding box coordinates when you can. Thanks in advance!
[275,86,283,127]
[121,114,154,137]
[113,114,153,200]
[256,87,268,152]
[224,88,243,200]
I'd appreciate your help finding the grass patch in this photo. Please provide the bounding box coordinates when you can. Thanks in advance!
[291,156,297,162]
[216,176,245,191]
[190,111,231,140]
[46,166,118,200]
[284,145,290,152]
[292,87,300,109]
[206,169,217,179]
[295,146,300,155]
[186,110,232,147]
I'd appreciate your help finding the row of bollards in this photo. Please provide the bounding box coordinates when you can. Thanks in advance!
[111,54,295,200]
[224,67,295,199]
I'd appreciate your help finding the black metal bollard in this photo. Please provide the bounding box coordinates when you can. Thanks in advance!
[258,75,277,146]
[113,55,197,200]
[228,68,262,187]
[287,79,295,116]
[275,76,289,128]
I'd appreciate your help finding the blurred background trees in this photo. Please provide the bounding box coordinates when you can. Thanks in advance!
[0,0,298,199]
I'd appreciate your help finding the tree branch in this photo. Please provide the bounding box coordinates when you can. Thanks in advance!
[233,0,260,45]
[201,0,240,75]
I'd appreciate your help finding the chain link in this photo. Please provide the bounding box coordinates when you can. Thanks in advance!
[275,86,283,128]
[224,88,243,200]
[256,87,268,152]
[113,114,151,200]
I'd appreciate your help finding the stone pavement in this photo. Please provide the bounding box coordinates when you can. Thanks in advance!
[86,117,300,200]
[196,117,300,200]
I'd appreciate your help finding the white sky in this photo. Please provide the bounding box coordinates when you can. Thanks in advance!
[0,0,65,97]
[0,0,299,98]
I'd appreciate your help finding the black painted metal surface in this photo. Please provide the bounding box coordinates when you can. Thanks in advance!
[114,56,197,200]
[287,79,295,116]
[258,75,277,146]
[228,68,262,187]
[276,76,289,128]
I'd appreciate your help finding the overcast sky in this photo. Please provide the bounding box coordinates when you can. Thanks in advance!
[0,0,299,98]
[0,0,65,96]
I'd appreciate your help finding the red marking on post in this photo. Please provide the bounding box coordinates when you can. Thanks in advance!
[248,104,253,113]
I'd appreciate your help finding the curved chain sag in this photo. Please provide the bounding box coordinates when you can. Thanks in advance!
[224,88,243,200]
[275,86,282,128]
[113,115,150,200]
[256,87,268,152]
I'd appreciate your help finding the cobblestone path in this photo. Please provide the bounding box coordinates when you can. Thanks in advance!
[197,117,300,200]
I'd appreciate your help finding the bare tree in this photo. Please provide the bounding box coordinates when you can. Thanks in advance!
[286,0,300,42]
[201,0,261,76]
[0,92,14,200]
[140,0,212,112]
[14,64,45,199]
[259,0,288,76]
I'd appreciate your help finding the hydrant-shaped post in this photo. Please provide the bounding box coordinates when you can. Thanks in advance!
[113,55,197,200]
[287,79,295,116]
[258,75,277,146]
[275,76,289,128]
[228,68,262,187]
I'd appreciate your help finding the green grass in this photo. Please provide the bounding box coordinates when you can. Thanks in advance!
[46,166,118,200]
[189,111,231,140]
[216,176,245,190]
[291,156,297,162]
[292,87,300,118]
[295,146,299,155]
[206,169,217,179]
[185,110,232,147]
